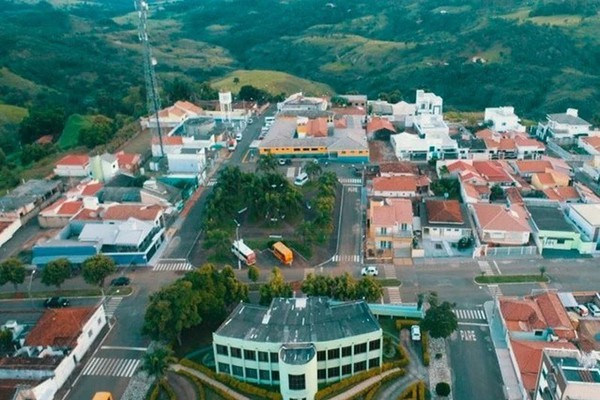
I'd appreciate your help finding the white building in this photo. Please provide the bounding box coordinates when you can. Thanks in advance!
[90,153,119,183]
[484,106,526,133]
[415,89,443,115]
[167,147,207,176]
[390,131,459,161]
[53,154,91,177]
[568,203,600,250]
[536,109,591,140]
[277,92,328,113]
[140,100,203,129]
[412,114,450,138]
[213,297,383,400]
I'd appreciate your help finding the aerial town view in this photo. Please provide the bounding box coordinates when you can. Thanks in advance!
[1,1,600,400]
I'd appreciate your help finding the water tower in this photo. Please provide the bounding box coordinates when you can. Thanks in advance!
[219,91,232,123]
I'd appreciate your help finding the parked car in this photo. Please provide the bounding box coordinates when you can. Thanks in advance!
[411,325,421,341]
[361,266,378,276]
[278,158,291,166]
[576,304,589,317]
[294,172,309,186]
[44,297,70,308]
[235,132,243,141]
[111,276,131,287]
[586,303,600,317]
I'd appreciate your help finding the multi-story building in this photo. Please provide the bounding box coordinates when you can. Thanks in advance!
[213,297,383,400]
[536,109,591,141]
[484,106,526,133]
[366,198,413,260]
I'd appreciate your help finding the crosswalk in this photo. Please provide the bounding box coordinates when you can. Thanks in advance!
[332,254,360,262]
[386,287,402,304]
[206,179,217,187]
[82,357,141,378]
[383,264,396,279]
[152,259,194,272]
[338,178,362,185]
[488,284,503,297]
[104,297,123,319]
[454,308,486,321]
[478,260,494,276]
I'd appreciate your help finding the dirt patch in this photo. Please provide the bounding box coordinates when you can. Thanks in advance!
[578,319,600,352]
[369,140,398,163]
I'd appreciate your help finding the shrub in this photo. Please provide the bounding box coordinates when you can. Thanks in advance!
[421,331,430,366]
[395,319,421,331]
[160,379,177,400]
[178,369,232,400]
[423,352,430,367]
[147,382,160,400]
[436,382,451,396]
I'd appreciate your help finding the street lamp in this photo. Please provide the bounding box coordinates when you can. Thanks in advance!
[234,218,241,270]
[28,270,36,307]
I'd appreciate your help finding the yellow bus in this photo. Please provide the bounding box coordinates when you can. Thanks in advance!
[92,392,113,400]
[272,241,293,265]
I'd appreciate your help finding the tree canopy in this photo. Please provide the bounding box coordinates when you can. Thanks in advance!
[0,258,27,291]
[82,254,116,288]
[18,108,66,144]
[40,258,71,289]
[421,292,458,339]
[142,344,177,380]
[301,272,382,303]
[259,267,293,305]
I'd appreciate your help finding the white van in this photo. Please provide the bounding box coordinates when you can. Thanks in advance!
[294,172,308,186]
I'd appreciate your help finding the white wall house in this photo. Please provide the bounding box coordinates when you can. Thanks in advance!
[277,92,328,113]
[390,132,459,161]
[484,106,526,133]
[213,298,383,400]
[167,148,207,175]
[90,153,119,183]
[415,89,443,115]
[54,154,91,177]
[536,108,591,140]
[568,204,600,248]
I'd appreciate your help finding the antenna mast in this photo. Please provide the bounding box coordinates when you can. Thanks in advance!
[135,0,164,157]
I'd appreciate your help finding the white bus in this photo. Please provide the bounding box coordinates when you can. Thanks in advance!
[231,239,256,266]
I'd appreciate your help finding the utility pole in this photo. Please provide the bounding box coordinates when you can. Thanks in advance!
[135,0,164,157]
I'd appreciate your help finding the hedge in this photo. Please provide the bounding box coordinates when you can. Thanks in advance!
[397,380,426,400]
[178,369,235,400]
[421,332,430,367]
[395,319,421,331]
[346,369,405,400]
[397,344,410,365]
[160,379,177,400]
[316,367,405,400]
[179,359,282,400]
[147,382,160,400]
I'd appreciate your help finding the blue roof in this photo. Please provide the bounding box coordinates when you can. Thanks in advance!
[32,255,93,265]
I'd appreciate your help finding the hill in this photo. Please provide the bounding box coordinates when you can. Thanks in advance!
[211,70,333,97]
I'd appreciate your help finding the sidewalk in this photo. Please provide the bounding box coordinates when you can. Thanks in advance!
[484,301,524,400]
[171,364,250,400]
[328,368,401,400]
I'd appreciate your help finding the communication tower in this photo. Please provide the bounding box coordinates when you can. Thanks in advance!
[135,0,164,157]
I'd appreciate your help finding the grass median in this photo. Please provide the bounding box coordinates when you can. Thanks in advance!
[0,286,132,300]
[474,274,549,284]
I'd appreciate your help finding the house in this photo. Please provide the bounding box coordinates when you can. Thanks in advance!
[65,179,104,198]
[0,220,22,249]
[531,170,570,191]
[371,175,430,198]
[420,200,472,243]
[151,135,184,157]
[414,89,443,116]
[53,154,90,177]
[390,131,459,161]
[368,99,417,124]
[167,147,207,176]
[460,178,491,204]
[542,186,581,204]
[366,117,396,140]
[378,162,420,177]
[511,160,555,179]
[90,153,119,183]
[140,179,183,209]
[578,136,600,156]
[534,348,600,400]
[115,151,142,173]
[38,198,84,228]
[567,204,600,250]
[72,202,165,227]
[536,108,591,140]
[339,94,367,108]
[366,198,413,261]
[470,203,532,246]
[514,135,545,160]
[213,297,382,400]
[140,100,203,129]
[277,92,328,113]
[484,106,526,133]
[471,161,516,187]
[0,306,106,400]
[527,205,594,255]
[0,180,62,222]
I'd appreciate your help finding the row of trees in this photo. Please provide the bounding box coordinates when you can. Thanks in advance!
[301,272,383,303]
[298,171,337,247]
[143,264,248,345]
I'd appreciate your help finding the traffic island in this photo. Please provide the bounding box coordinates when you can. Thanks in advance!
[474,275,549,285]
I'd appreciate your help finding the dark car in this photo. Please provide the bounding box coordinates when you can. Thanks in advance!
[110,276,131,286]
[44,297,70,308]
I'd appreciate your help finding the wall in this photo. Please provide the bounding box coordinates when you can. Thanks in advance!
[0,219,22,248]
[54,165,90,177]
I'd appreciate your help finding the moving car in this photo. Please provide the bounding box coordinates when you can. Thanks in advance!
[110,276,131,287]
[44,297,70,308]
[235,132,243,141]
[361,266,378,276]
[411,325,421,341]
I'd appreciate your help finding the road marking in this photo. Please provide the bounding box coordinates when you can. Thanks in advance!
[347,186,358,193]
[332,254,360,262]
[478,260,494,276]
[459,329,477,341]
[152,260,194,271]
[286,167,296,178]
[104,297,123,319]
[338,178,362,185]
[383,264,396,279]
[454,308,486,321]
[492,260,502,275]
[386,287,402,304]
[488,284,503,297]
[458,322,489,327]
[82,357,140,377]
[206,179,217,187]
[101,346,148,351]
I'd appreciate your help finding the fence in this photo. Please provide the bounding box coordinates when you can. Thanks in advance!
[484,245,538,258]
[546,140,593,162]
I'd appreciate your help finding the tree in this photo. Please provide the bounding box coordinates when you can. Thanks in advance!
[203,229,231,256]
[142,344,177,380]
[233,77,240,85]
[259,267,293,305]
[40,258,71,289]
[457,236,473,250]
[18,108,66,144]
[436,382,451,397]
[490,184,505,201]
[0,329,12,355]
[20,143,56,165]
[539,265,547,278]
[438,165,450,177]
[331,273,357,301]
[78,115,114,148]
[247,265,259,282]
[256,154,278,174]
[82,254,116,290]
[0,258,26,292]
[303,161,322,179]
[355,277,383,302]
[301,273,333,297]
[238,85,269,103]
[421,292,458,339]
[143,280,202,345]
[165,78,193,103]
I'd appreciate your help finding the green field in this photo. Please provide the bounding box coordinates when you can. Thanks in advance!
[0,104,28,125]
[211,70,334,97]
[58,114,93,149]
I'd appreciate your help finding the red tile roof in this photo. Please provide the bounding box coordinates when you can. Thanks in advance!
[370,198,413,226]
[307,118,328,137]
[379,162,420,176]
[581,136,600,151]
[57,200,83,215]
[367,118,396,134]
[535,292,575,339]
[36,135,54,145]
[447,161,477,174]
[152,135,183,145]
[56,154,90,167]
[102,204,163,221]
[475,129,495,139]
[81,182,104,197]
[505,187,524,205]
[115,152,141,170]
[25,307,97,347]
[514,135,545,149]
[425,200,463,224]
[514,160,553,174]
[373,175,430,193]
[472,161,512,182]
[472,203,531,232]
[543,186,580,202]
[331,107,366,116]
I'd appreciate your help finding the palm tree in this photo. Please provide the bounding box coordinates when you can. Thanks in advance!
[256,154,278,173]
[142,344,177,380]
[304,161,322,179]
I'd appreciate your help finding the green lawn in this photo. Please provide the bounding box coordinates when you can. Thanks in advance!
[57,114,93,149]
[0,104,28,125]
[377,278,402,287]
[474,274,549,284]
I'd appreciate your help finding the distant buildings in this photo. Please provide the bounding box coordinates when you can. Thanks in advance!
[484,106,526,133]
[536,109,591,141]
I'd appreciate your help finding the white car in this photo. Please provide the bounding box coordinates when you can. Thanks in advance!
[235,132,243,141]
[361,266,378,276]
[411,325,421,341]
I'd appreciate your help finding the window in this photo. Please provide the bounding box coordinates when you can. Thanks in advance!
[258,351,269,362]
[342,364,352,375]
[379,227,387,235]
[342,346,352,357]
[259,369,270,381]
[270,352,278,363]
[246,368,257,379]
[88,329,93,338]
[232,365,243,377]
[354,361,367,373]
[317,350,326,361]
[328,367,340,378]
[400,223,408,231]
[272,370,280,381]
[97,317,102,325]
[328,348,340,360]
[218,363,230,374]
[231,347,242,359]
[369,358,380,368]
[216,345,229,356]
[369,339,381,351]
[318,369,326,380]
[288,374,306,390]
[244,350,256,360]
[354,343,367,354]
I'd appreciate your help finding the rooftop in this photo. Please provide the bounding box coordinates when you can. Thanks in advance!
[569,204,600,226]
[79,218,155,247]
[548,112,590,126]
[56,154,90,167]
[471,203,531,232]
[24,306,97,347]
[379,162,420,176]
[215,297,381,343]
[0,180,61,212]
[367,118,396,134]
[425,200,465,224]
[527,205,575,232]
[370,198,413,226]
[372,175,430,193]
